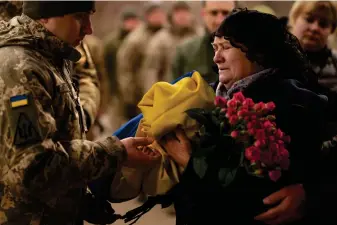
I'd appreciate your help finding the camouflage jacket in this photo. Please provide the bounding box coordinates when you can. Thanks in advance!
[0,15,127,225]
[171,32,218,83]
[103,28,129,97]
[117,23,161,120]
[74,36,103,129]
[140,25,198,92]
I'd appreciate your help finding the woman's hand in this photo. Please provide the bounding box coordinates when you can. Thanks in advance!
[254,184,306,225]
[160,127,192,168]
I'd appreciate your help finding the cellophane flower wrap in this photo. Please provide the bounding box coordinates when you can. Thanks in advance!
[186,92,291,187]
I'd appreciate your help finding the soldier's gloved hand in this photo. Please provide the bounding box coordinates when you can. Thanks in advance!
[80,192,121,224]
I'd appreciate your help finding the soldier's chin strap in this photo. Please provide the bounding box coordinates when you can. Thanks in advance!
[121,193,174,225]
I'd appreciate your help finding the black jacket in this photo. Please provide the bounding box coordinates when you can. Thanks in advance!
[172,69,327,225]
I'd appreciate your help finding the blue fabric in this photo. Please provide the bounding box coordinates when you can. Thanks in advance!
[113,71,195,139]
[88,71,195,198]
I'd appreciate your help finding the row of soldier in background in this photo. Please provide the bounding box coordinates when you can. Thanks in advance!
[100,0,337,144]
[1,1,336,144]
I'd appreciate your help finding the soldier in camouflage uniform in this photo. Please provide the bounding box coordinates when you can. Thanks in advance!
[117,2,166,122]
[101,8,141,134]
[0,1,158,225]
[140,1,198,91]
[103,7,140,97]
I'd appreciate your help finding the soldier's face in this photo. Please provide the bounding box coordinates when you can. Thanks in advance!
[202,1,235,33]
[123,18,141,32]
[146,8,167,28]
[172,9,192,28]
[40,12,93,47]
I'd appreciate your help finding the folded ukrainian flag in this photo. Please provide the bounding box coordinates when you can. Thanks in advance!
[88,72,195,198]
[113,71,196,139]
[88,71,213,200]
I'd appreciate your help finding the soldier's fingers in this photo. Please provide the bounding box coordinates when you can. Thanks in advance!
[132,137,154,146]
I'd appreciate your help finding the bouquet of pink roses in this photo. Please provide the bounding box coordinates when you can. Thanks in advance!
[186,92,291,186]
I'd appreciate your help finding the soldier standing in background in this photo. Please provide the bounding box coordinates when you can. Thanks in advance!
[140,1,198,91]
[101,8,141,135]
[0,1,159,225]
[117,2,166,122]
[171,1,236,83]
[103,7,140,97]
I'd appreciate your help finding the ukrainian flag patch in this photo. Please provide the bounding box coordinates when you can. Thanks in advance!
[10,95,29,108]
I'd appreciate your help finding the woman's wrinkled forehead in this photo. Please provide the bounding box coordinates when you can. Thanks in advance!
[212,36,229,45]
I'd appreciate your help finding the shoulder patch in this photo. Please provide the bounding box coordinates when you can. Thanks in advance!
[14,112,41,146]
[10,95,29,108]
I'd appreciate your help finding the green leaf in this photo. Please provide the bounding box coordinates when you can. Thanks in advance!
[193,157,208,179]
[219,168,238,188]
[193,145,216,157]
[185,108,209,125]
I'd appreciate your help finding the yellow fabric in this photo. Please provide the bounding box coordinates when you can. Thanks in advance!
[138,71,215,139]
[109,71,215,198]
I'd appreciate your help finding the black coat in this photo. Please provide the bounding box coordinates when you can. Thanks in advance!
[173,70,327,225]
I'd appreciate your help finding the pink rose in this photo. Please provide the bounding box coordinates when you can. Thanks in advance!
[269,142,280,152]
[260,151,273,165]
[233,92,245,103]
[255,129,266,140]
[229,115,239,125]
[238,109,249,118]
[214,96,227,108]
[254,102,265,111]
[254,139,266,148]
[269,170,281,182]
[227,99,238,109]
[248,128,255,135]
[266,102,276,111]
[243,98,255,108]
[231,130,239,138]
[275,129,284,139]
[245,146,260,161]
[263,121,273,129]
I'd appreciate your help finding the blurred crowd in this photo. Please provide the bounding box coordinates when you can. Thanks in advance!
[86,1,337,143]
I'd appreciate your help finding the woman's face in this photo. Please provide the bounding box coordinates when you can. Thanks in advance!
[291,6,334,52]
[212,36,262,89]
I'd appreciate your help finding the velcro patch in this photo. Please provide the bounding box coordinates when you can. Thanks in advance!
[14,112,41,146]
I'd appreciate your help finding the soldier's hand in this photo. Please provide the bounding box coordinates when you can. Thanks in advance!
[121,137,161,168]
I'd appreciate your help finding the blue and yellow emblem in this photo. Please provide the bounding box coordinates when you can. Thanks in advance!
[10,95,29,108]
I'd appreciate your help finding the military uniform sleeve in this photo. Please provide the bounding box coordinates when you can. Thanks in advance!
[117,37,143,119]
[141,36,166,92]
[0,65,127,203]
[73,42,101,128]
[171,44,185,80]
[102,35,119,97]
